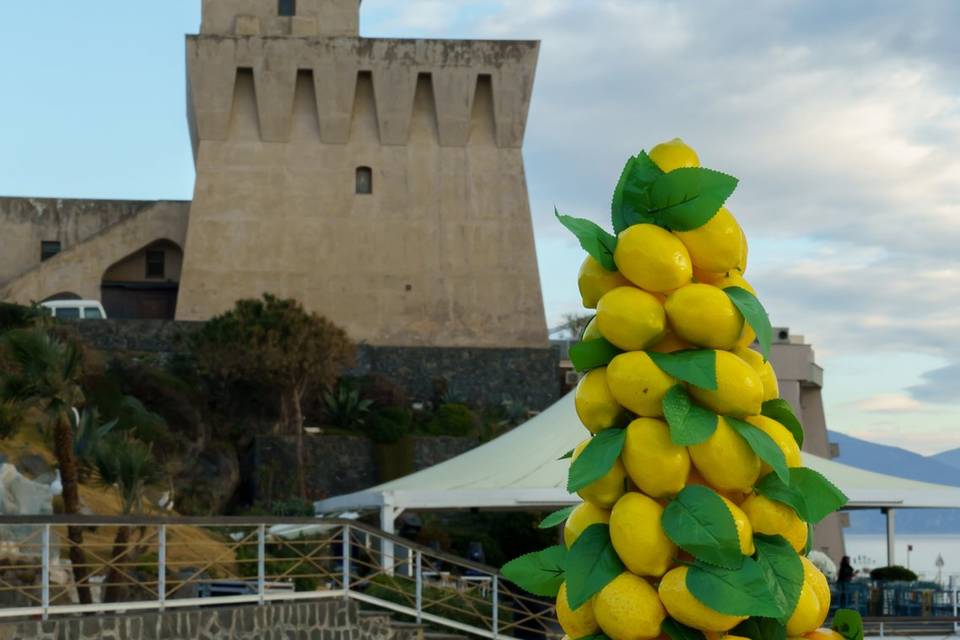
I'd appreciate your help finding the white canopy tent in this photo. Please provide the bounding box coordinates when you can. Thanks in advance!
[316,393,960,563]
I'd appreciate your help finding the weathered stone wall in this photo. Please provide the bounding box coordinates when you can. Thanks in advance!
[0,597,393,640]
[68,320,561,410]
[255,434,480,502]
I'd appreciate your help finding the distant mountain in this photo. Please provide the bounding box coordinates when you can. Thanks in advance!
[827,431,960,534]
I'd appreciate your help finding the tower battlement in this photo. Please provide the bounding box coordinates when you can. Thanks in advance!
[201,0,360,37]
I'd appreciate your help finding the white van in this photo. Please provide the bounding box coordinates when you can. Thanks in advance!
[40,300,108,320]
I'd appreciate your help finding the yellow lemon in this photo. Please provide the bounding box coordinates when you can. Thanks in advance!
[606,351,677,417]
[786,581,824,636]
[746,415,801,473]
[573,439,627,509]
[740,494,808,553]
[575,368,623,434]
[582,317,602,341]
[622,417,690,498]
[674,207,743,275]
[707,636,751,640]
[689,417,761,493]
[658,567,747,633]
[719,494,755,556]
[614,224,693,293]
[737,225,748,273]
[596,287,666,351]
[649,138,700,172]
[648,328,694,353]
[733,346,779,402]
[803,631,845,640]
[579,255,631,309]
[714,272,756,296]
[594,572,666,640]
[801,556,831,629]
[665,284,744,350]
[556,582,599,638]
[609,492,676,577]
[686,467,747,505]
[689,350,763,417]
[564,502,611,548]
[737,323,757,349]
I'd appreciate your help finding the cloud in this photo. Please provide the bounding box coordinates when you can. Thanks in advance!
[909,364,960,403]
[852,393,927,413]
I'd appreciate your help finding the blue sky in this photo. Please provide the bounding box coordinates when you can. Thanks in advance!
[3,1,960,453]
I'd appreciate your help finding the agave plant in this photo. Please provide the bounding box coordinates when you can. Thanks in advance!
[322,382,373,429]
[71,408,117,479]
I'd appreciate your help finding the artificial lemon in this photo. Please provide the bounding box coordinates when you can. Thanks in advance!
[665,284,744,350]
[689,417,761,494]
[556,582,599,638]
[740,494,808,553]
[802,631,845,640]
[573,439,627,509]
[622,418,690,497]
[614,224,693,293]
[582,317,602,341]
[714,272,756,296]
[564,502,611,548]
[733,346,779,402]
[649,138,700,172]
[648,328,693,353]
[686,467,746,504]
[658,566,747,633]
[719,494,755,556]
[689,350,763,417]
[746,415,801,472]
[606,351,677,417]
[594,572,666,640]
[609,492,676,577]
[674,207,743,275]
[596,287,666,351]
[575,368,623,434]
[579,255,631,309]
[787,570,828,636]
[800,556,831,628]
[736,225,748,273]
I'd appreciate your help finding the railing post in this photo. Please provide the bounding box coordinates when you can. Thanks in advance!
[343,524,351,594]
[257,524,266,604]
[954,589,958,633]
[492,575,499,639]
[41,524,50,621]
[415,550,422,624]
[158,525,166,611]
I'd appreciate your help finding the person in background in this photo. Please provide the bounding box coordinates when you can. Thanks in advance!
[838,555,856,606]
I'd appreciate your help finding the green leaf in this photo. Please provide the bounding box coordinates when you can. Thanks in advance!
[662,619,707,640]
[648,350,717,391]
[663,385,717,446]
[732,618,787,640]
[565,524,623,610]
[726,417,789,484]
[556,209,618,271]
[539,505,577,529]
[611,152,662,233]
[567,428,627,493]
[501,545,567,597]
[569,338,622,373]
[755,468,849,524]
[753,535,804,622]
[761,399,804,448]
[687,558,783,618]
[832,609,865,640]
[559,449,574,460]
[803,522,814,556]
[725,287,773,361]
[648,167,739,231]
[662,485,743,569]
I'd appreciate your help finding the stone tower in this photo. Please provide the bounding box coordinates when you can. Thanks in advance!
[179,0,549,348]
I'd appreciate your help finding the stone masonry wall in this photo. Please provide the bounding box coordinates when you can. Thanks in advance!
[0,598,391,640]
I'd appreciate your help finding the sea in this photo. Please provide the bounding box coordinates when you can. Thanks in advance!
[846,534,960,586]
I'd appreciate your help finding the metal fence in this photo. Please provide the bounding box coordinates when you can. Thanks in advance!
[0,516,560,640]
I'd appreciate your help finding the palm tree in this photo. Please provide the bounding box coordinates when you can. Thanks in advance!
[93,434,162,603]
[0,328,91,603]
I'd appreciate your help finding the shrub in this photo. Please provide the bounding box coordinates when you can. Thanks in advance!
[870,565,918,582]
[425,404,478,437]
[357,374,409,409]
[366,407,412,444]
[323,381,373,429]
[0,302,45,334]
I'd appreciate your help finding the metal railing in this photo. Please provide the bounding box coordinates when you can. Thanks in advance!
[0,516,560,640]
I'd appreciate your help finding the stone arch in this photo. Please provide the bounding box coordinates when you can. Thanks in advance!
[100,239,184,319]
[40,292,82,302]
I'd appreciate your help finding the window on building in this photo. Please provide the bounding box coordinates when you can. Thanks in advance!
[146,249,166,279]
[41,241,61,261]
[356,166,373,194]
[278,0,296,16]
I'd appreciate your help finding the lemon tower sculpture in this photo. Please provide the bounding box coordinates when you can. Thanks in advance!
[504,140,858,640]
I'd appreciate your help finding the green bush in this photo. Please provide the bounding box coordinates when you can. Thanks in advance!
[366,407,412,444]
[0,302,45,333]
[425,404,478,437]
[870,565,918,582]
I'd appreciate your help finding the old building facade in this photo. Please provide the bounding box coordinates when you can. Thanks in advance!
[1,0,548,349]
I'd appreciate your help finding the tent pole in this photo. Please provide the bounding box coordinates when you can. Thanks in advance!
[883,507,896,566]
[381,499,398,576]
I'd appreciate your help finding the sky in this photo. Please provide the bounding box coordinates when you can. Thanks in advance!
[2,1,960,454]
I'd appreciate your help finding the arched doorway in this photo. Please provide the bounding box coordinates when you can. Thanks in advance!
[100,239,183,319]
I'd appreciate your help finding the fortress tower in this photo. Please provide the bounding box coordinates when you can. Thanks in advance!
[178,0,549,348]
